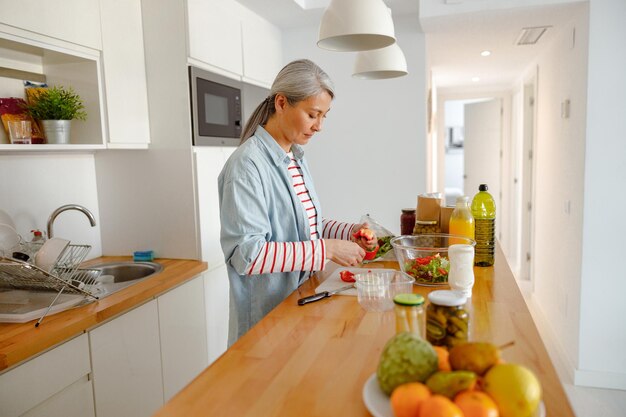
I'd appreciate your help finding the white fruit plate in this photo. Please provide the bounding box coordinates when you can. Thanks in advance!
[362,373,546,417]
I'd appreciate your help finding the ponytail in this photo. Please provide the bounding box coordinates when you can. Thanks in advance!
[240,96,275,144]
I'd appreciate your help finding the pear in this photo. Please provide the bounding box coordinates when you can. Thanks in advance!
[425,370,477,399]
[449,342,501,375]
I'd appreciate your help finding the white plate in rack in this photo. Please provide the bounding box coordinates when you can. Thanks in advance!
[362,373,546,417]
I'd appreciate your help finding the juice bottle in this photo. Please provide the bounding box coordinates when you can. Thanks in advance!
[471,184,496,266]
[449,196,475,243]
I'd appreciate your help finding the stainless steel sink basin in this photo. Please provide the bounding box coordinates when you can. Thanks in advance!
[91,262,164,283]
[86,261,164,298]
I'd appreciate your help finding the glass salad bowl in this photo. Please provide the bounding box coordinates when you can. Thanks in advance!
[390,234,475,286]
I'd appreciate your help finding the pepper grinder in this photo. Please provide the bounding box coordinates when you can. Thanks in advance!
[448,244,475,298]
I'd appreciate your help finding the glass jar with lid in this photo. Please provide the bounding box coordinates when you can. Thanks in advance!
[426,290,469,348]
[400,209,416,235]
[412,219,441,235]
[393,293,425,338]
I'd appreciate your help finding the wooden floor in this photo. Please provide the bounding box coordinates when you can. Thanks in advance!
[516,280,626,417]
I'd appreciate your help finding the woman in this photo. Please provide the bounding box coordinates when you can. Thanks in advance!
[219,59,376,345]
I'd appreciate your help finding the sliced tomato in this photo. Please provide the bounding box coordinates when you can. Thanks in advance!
[339,270,356,283]
[363,244,380,261]
[352,227,375,241]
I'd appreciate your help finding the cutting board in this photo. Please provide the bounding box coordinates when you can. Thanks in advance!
[315,267,396,296]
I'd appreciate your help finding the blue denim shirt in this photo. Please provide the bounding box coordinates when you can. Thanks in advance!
[218,126,324,345]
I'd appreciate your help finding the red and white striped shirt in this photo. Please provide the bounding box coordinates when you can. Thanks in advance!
[246,155,355,275]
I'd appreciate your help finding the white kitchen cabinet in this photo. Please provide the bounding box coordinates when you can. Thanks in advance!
[158,275,208,401]
[99,0,151,148]
[0,0,101,50]
[21,376,95,417]
[89,300,164,417]
[187,0,243,78]
[0,334,93,417]
[186,0,282,87]
[241,9,283,87]
[204,263,230,364]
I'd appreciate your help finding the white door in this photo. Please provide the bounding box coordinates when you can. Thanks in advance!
[463,99,502,239]
[521,80,536,282]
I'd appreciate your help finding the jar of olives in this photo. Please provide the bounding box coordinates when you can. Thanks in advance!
[426,290,469,348]
[413,219,440,235]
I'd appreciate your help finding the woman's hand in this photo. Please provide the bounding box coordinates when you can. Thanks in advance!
[351,223,378,251]
[325,239,365,267]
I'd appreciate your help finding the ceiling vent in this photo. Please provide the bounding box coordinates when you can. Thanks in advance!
[516,26,551,45]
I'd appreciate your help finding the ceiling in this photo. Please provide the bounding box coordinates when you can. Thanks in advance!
[235,0,587,90]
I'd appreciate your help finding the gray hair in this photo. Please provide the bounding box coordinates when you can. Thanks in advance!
[240,59,335,143]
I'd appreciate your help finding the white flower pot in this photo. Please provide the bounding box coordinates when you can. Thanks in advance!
[41,120,71,144]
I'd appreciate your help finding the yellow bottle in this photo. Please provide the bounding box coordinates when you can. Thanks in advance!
[449,196,475,243]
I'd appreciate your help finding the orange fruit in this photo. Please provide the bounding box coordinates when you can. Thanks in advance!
[390,382,431,417]
[419,394,463,417]
[454,390,500,417]
[433,346,452,371]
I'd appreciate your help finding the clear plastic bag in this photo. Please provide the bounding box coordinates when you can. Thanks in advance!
[358,214,396,263]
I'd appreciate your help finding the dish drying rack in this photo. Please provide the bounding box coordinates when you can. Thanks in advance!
[0,243,101,326]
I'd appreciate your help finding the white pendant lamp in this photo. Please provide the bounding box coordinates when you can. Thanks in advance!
[352,43,408,80]
[317,0,396,52]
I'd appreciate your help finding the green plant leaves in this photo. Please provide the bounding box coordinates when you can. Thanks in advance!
[23,85,87,121]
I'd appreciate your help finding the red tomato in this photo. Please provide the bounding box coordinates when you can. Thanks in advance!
[340,270,356,282]
[352,228,375,241]
[363,244,380,261]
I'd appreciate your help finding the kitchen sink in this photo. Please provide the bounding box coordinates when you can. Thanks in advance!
[86,261,164,298]
[90,262,164,283]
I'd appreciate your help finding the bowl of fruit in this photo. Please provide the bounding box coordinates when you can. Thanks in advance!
[364,333,544,417]
[390,234,475,286]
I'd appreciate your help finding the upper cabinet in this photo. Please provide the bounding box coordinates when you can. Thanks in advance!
[186,0,283,88]
[99,0,151,147]
[0,0,102,50]
[240,8,283,88]
[0,0,151,151]
[187,0,243,78]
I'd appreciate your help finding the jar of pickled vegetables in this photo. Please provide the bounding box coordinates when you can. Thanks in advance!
[412,220,441,235]
[426,290,469,348]
[393,293,425,338]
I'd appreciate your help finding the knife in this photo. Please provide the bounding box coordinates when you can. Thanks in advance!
[297,283,355,306]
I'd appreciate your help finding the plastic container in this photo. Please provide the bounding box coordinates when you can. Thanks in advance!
[426,290,469,348]
[449,196,475,242]
[448,244,475,298]
[471,184,496,266]
[400,209,416,235]
[393,293,425,338]
[354,270,414,312]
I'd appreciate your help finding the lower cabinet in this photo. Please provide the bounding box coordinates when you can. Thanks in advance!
[0,334,93,417]
[0,273,209,417]
[158,275,208,401]
[90,299,164,417]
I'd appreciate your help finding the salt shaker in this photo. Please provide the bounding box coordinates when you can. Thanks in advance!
[448,244,475,297]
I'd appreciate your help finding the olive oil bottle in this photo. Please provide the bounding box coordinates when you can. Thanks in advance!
[471,184,496,266]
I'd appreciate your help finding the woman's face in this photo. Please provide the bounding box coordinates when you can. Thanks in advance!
[272,91,332,151]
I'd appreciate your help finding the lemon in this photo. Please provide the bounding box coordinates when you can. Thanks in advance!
[483,363,542,417]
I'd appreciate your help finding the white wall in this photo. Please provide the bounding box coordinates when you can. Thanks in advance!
[282,15,427,235]
[530,2,587,385]
[0,154,102,259]
[577,0,626,389]
[93,0,199,259]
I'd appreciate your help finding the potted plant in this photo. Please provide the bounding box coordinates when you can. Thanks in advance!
[23,85,87,144]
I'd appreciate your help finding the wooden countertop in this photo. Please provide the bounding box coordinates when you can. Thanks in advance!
[155,247,574,417]
[0,257,207,372]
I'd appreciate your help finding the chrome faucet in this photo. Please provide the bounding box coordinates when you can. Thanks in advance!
[47,204,97,238]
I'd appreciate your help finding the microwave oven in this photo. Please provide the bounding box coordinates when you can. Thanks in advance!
[189,66,242,146]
